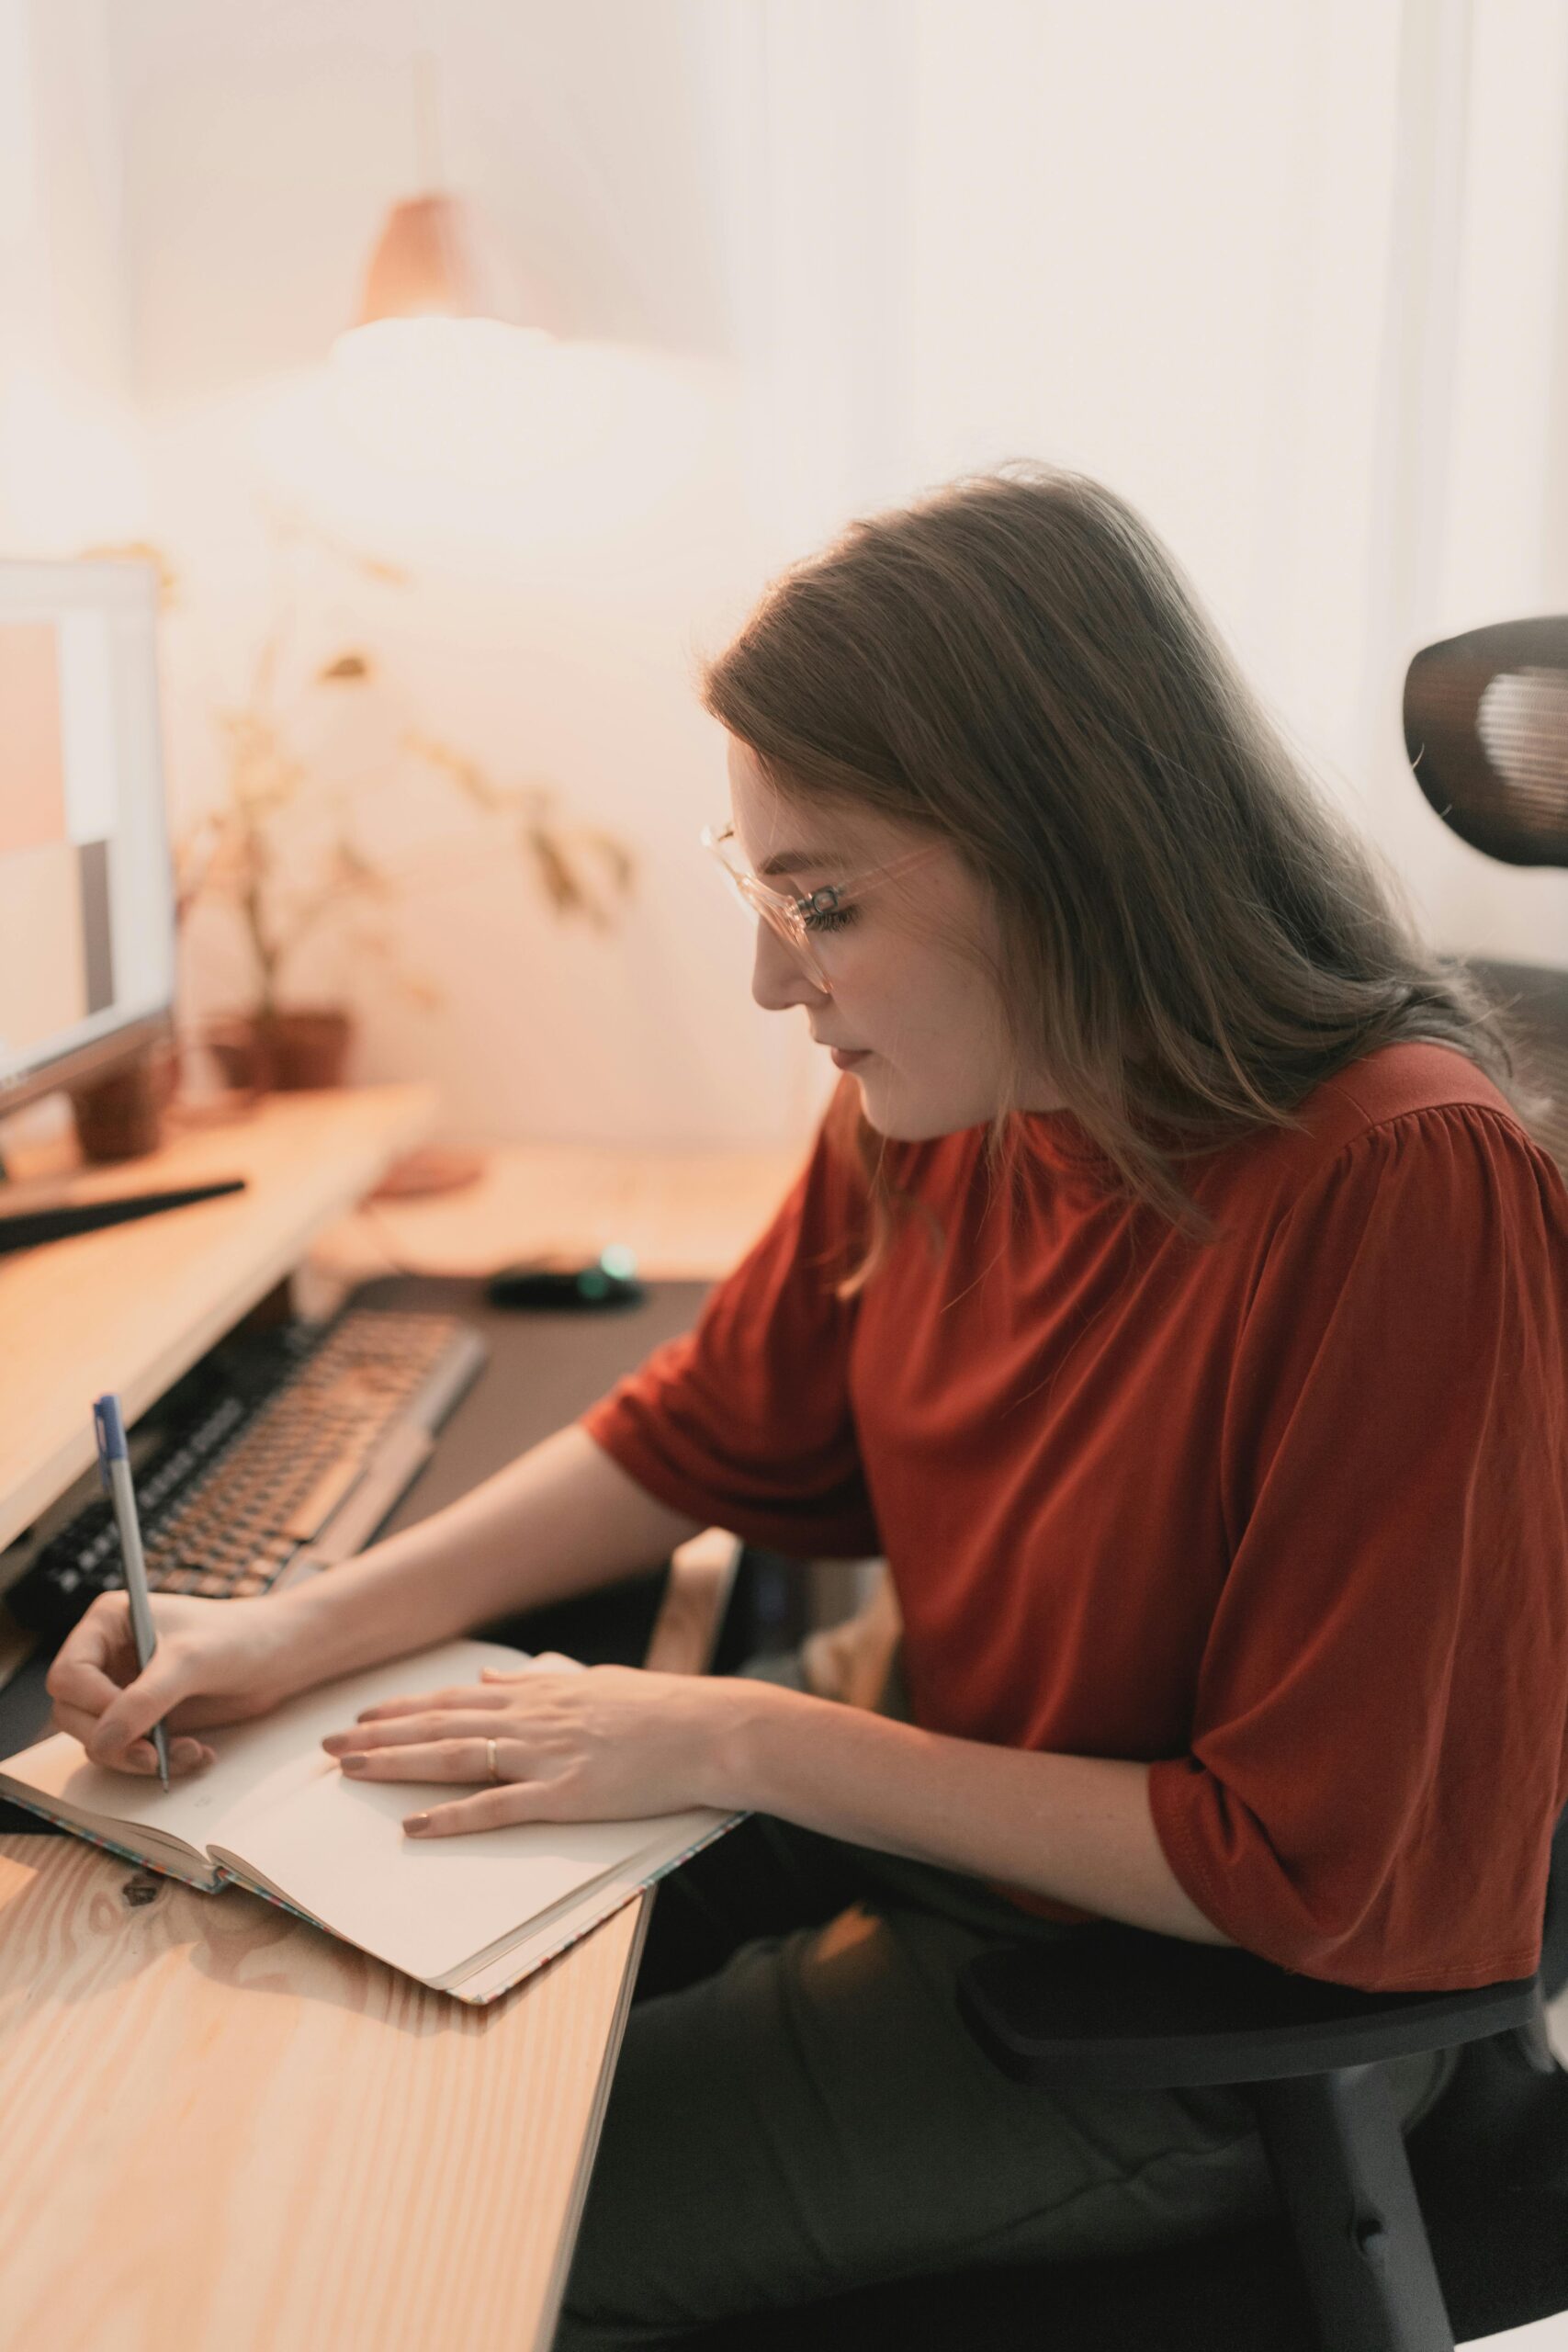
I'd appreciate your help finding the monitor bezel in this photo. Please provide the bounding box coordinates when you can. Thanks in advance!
[0,1008,175,1125]
[0,558,176,1131]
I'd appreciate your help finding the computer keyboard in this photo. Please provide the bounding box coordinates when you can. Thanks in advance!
[4,1306,488,1643]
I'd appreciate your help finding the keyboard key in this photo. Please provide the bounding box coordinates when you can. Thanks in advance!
[7,1306,483,1640]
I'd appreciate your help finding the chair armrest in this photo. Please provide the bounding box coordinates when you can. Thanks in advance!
[642,1528,743,1677]
[957,1922,1541,2090]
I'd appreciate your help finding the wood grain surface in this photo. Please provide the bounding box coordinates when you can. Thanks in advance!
[305,1137,804,1291]
[0,1086,435,1555]
[0,1834,645,2352]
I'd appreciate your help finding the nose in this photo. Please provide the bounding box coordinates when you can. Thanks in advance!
[750,922,828,1012]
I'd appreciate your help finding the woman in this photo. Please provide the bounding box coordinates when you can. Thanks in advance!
[49,464,1568,2346]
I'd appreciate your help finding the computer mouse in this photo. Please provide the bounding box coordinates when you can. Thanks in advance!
[485,1249,647,1312]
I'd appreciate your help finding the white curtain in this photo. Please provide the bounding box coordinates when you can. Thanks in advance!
[704,0,1568,976]
[0,0,149,552]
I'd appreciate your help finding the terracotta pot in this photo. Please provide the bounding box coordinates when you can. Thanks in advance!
[68,1045,175,1161]
[206,1007,355,1093]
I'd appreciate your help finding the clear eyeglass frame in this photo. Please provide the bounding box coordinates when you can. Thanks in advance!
[699,820,939,995]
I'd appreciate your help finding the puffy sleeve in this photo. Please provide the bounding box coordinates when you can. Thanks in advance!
[1146,1102,1568,1991]
[575,1078,882,1557]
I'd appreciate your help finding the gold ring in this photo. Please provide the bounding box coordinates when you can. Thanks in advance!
[487,1736,500,1783]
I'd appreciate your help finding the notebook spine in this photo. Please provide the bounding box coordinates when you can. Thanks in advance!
[214,1870,323,1933]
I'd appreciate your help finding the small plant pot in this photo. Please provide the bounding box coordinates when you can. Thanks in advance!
[206,1007,355,1093]
[68,1045,176,1161]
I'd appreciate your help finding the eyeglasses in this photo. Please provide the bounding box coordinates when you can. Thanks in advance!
[699,820,939,994]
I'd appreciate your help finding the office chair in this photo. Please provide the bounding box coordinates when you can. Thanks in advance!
[674,618,1568,2352]
[1405,613,1568,1176]
[678,1862,1568,2352]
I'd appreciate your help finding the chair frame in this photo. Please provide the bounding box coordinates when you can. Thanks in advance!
[958,1917,1563,2352]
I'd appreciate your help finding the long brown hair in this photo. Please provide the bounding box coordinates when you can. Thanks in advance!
[697,460,1556,1297]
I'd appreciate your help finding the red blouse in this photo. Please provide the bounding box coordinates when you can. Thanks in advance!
[578,1043,1568,1991]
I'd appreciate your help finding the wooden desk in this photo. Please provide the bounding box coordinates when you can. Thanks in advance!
[0,1086,436,1556]
[0,1515,739,2352]
[305,1136,804,1294]
[0,1838,646,2352]
[0,1096,769,2352]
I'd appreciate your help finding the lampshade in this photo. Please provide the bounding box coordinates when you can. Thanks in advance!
[353,189,551,331]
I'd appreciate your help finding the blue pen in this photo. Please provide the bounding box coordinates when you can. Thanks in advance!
[92,1395,171,1790]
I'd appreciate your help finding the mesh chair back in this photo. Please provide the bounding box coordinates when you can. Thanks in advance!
[1404,616,1568,864]
[1404,617,1568,1176]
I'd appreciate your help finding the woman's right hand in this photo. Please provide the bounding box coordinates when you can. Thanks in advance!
[45,1589,317,1778]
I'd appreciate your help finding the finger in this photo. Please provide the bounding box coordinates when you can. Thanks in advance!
[334,1736,510,1783]
[45,1598,139,1713]
[89,1657,200,1770]
[51,1698,118,1749]
[479,1651,580,1679]
[323,1709,525,1754]
[403,1784,554,1838]
[353,1684,513,1724]
[46,1655,130,1715]
[64,1729,214,1777]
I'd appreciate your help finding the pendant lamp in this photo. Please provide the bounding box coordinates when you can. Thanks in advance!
[343,47,558,339]
[355,190,506,326]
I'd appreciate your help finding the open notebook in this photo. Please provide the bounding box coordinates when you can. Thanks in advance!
[0,1637,739,2003]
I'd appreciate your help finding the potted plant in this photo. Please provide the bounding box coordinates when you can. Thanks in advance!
[170,519,636,1092]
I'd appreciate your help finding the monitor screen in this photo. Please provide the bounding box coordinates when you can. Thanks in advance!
[0,559,175,1113]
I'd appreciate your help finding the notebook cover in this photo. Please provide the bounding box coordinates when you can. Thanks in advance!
[0,1783,222,1888]
[447,1807,746,2004]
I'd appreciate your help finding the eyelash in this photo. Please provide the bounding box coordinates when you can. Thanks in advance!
[798,900,859,935]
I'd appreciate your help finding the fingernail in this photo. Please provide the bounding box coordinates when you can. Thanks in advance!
[405,1814,431,1835]
[341,1753,367,1773]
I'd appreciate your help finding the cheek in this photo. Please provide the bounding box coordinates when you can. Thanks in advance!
[861,937,980,1032]
[834,939,920,1029]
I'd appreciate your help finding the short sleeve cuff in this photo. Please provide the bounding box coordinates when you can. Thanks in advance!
[577,1396,883,1559]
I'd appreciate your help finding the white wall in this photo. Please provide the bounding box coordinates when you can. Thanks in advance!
[0,0,150,550]
[8,0,1568,1155]
[99,0,828,1152]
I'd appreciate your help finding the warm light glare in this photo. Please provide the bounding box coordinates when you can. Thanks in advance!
[327,316,559,471]
[245,333,727,546]
[0,368,150,548]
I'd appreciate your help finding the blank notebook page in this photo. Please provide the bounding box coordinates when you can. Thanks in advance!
[5,1638,715,1984]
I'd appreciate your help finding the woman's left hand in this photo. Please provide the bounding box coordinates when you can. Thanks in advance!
[319,1659,751,1838]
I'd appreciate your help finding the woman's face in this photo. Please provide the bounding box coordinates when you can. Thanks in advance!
[725,734,1066,1139]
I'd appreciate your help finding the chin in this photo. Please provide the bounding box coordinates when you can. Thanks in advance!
[851,1067,996,1141]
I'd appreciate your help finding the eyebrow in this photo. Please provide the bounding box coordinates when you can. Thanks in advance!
[755,847,846,878]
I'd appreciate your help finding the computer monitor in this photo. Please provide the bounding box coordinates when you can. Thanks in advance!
[0,557,175,1123]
